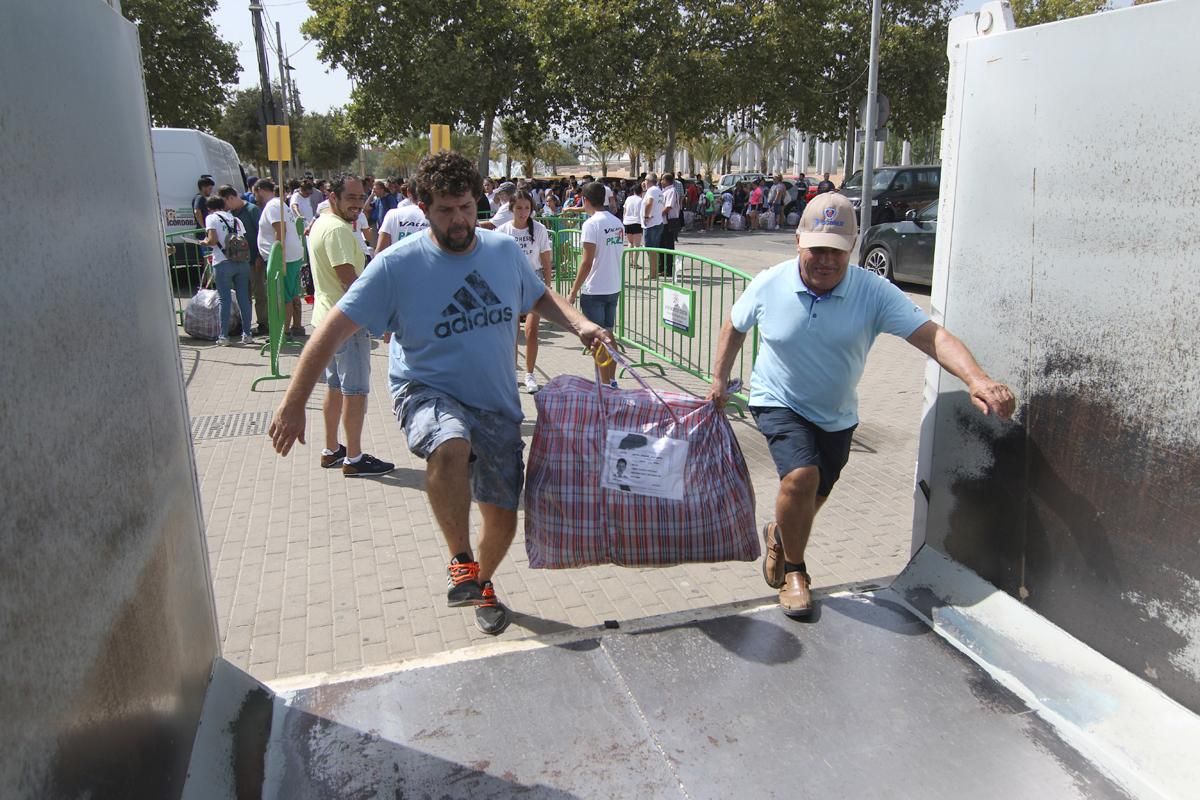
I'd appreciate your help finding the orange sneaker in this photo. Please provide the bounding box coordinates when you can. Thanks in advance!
[446,559,482,607]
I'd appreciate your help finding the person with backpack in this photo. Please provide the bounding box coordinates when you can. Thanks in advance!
[202,195,255,346]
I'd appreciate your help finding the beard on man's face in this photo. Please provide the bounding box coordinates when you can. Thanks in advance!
[431,219,475,252]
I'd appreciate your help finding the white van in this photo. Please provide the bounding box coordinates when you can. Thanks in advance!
[151,128,245,232]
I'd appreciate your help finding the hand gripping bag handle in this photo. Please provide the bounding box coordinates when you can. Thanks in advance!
[592,342,682,430]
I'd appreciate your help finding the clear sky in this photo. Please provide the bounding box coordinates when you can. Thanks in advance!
[212,0,1135,115]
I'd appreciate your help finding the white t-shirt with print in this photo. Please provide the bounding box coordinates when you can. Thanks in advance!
[622,194,643,225]
[721,192,734,217]
[603,184,614,208]
[258,198,303,262]
[205,210,245,265]
[644,185,665,228]
[496,220,552,281]
[580,211,625,296]
[379,205,429,247]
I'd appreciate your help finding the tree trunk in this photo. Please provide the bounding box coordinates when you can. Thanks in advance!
[504,155,512,178]
[478,110,495,178]
[843,104,857,184]
[664,116,676,175]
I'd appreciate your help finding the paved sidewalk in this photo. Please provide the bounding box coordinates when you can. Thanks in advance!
[186,230,932,682]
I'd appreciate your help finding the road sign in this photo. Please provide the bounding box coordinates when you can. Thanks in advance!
[266,125,291,162]
[430,124,451,152]
[858,94,891,128]
[855,128,889,143]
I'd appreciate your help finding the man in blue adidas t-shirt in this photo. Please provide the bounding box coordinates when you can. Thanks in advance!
[270,151,613,636]
[708,193,1016,619]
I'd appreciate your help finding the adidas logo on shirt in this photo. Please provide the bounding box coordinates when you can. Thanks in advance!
[434,270,513,339]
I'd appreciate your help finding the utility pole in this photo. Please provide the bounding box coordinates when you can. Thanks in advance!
[248,2,277,131]
[276,22,299,173]
[275,22,288,127]
[858,0,883,260]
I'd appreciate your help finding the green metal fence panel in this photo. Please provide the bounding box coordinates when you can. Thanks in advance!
[252,242,292,391]
[538,211,586,235]
[164,228,208,325]
[550,228,582,296]
[616,246,758,411]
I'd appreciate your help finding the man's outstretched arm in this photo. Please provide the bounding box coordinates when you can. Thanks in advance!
[906,321,1016,419]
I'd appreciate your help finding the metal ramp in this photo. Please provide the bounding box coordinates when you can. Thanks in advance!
[184,573,1138,799]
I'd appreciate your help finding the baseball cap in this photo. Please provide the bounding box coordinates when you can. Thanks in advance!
[797,192,857,251]
[496,181,517,195]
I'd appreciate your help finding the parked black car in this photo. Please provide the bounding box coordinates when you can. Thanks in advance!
[859,201,938,286]
[839,165,940,224]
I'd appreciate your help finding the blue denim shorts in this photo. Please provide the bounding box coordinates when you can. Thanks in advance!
[750,405,857,497]
[323,329,372,395]
[394,382,525,510]
[580,292,619,329]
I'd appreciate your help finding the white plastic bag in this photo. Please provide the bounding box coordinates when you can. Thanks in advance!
[761,211,778,230]
[728,213,746,231]
[786,212,800,227]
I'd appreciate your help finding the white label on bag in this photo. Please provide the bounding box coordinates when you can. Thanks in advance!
[601,430,689,501]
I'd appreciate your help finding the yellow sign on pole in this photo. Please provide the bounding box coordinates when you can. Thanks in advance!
[266,125,292,162]
[430,124,451,153]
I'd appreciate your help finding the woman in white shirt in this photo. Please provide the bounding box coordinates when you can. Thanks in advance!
[201,195,255,346]
[622,181,644,269]
[496,190,554,393]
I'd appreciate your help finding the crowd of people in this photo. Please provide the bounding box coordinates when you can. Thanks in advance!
[195,152,1014,636]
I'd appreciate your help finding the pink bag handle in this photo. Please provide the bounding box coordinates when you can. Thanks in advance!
[592,343,683,429]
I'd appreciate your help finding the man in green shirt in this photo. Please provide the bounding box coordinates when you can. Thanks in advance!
[307,174,394,477]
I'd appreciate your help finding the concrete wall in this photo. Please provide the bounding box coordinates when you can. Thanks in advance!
[916,0,1200,713]
[0,2,220,797]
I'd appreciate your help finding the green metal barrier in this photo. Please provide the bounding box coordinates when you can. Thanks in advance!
[164,228,208,325]
[615,247,758,413]
[550,228,582,296]
[538,211,586,235]
[252,242,293,391]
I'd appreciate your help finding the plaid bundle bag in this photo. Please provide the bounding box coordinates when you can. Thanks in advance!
[524,354,758,568]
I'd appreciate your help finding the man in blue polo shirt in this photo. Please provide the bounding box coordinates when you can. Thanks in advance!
[708,193,1015,618]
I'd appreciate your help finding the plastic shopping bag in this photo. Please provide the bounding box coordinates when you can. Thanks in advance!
[524,348,758,568]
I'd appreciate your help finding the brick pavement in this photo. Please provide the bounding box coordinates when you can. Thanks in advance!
[186,228,932,682]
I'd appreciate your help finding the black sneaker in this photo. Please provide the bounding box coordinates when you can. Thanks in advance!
[447,559,483,607]
[342,453,395,477]
[320,444,346,469]
[475,581,511,635]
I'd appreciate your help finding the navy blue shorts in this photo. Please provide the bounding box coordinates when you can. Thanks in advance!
[580,292,619,329]
[750,406,857,496]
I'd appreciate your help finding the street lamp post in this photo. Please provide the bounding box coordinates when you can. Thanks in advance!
[858,0,883,261]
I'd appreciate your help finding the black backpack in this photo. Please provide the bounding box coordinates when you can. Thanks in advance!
[218,213,252,262]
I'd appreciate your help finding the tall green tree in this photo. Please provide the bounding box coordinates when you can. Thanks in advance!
[298,109,360,173]
[526,0,733,174]
[500,118,546,179]
[303,0,554,176]
[1009,0,1108,27]
[121,0,241,130]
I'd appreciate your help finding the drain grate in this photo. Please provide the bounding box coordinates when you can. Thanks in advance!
[191,411,274,441]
